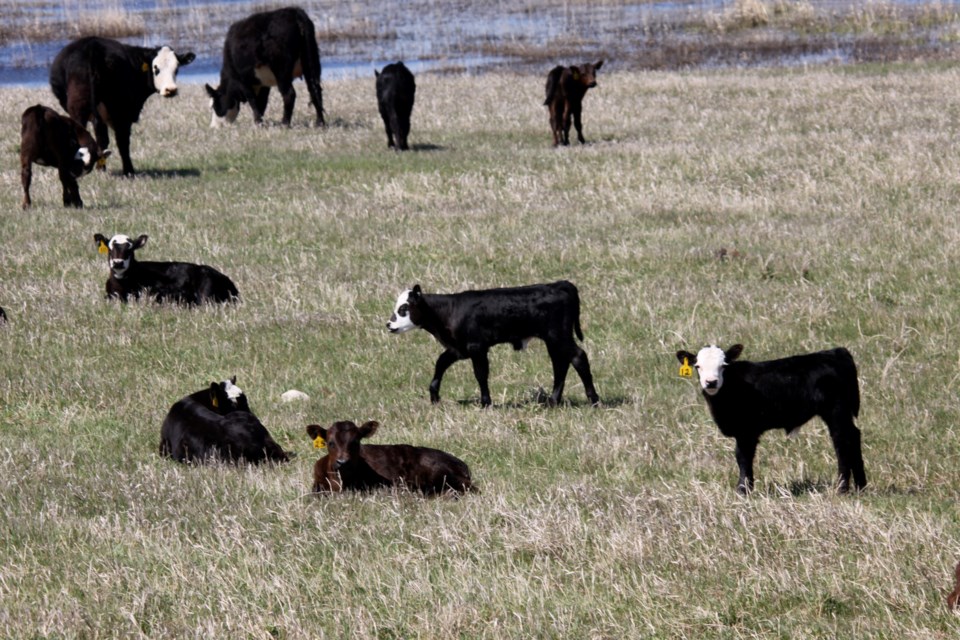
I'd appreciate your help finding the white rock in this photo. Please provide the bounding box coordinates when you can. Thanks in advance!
[281,389,310,402]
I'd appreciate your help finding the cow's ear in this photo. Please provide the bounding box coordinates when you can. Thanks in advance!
[178,52,196,66]
[595,60,604,70]
[306,424,327,440]
[676,350,696,365]
[132,234,148,250]
[209,382,221,408]
[358,421,380,439]
[725,344,744,362]
[94,234,109,253]
[230,375,237,385]
[411,284,422,298]
[204,84,217,98]
[375,70,380,78]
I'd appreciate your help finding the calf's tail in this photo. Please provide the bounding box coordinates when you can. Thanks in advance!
[544,66,563,106]
[837,347,860,418]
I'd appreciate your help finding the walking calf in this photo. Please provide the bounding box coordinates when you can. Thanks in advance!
[160,377,290,464]
[375,61,415,150]
[676,344,866,494]
[21,105,109,209]
[306,420,473,494]
[387,281,600,407]
[544,60,603,146]
[93,233,239,304]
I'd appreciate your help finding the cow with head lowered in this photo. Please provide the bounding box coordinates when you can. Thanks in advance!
[20,104,109,209]
[50,36,195,176]
[206,7,324,127]
[387,281,600,408]
[94,233,239,305]
[544,60,603,146]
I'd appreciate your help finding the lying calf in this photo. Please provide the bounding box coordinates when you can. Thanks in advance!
[306,420,474,494]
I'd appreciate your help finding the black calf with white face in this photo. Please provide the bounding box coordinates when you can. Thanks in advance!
[676,344,866,494]
[95,233,147,279]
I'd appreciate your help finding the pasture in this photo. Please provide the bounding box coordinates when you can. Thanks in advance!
[1,63,960,637]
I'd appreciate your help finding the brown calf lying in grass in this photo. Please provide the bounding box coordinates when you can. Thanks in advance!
[306,420,475,495]
[948,561,960,610]
[544,60,603,146]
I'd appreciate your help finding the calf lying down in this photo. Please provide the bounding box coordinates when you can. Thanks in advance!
[676,344,866,494]
[160,377,290,464]
[306,420,474,495]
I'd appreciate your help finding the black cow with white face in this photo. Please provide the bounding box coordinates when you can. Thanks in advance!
[50,36,195,176]
[93,233,239,305]
[387,281,600,407]
[206,7,324,127]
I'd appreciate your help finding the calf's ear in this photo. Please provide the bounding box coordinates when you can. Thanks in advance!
[676,350,696,365]
[358,421,380,439]
[132,234,148,250]
[178,52,196,66]
[306,424,327,440]
[94,234,108,252]
[410,285,422,298]
[595,60,604,70]
[725,344,744,362]
[208,382,221,408]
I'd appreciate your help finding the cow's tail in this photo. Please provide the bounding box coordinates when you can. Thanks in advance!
[544,66,563,106]
[557,280,585,342]
[836,347,861,419]
[297,10,325,125]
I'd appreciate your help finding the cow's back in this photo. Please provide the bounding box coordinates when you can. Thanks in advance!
[50,37,151,119]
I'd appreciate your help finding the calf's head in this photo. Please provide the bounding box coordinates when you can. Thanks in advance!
[94,233,148,278]
[676,344,744,396]
[386,285,423,333]
[151,46,195,97]
[573,60,604,89]
[204,85,240,127]
[70,144,109,178]
[306,420,379,471]
[208,376,250,413]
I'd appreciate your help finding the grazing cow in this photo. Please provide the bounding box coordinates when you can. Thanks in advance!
[93,233,239,304]
[386,281,600,408]
[948,561,960,610]
[160,377,290,464]
[50,36,194,176]
[306,421,474,494]
[375,61,416,150]
[206,7,324,127]
[544,60,603,146]
[20,104,109,209]
[676,344,866,494]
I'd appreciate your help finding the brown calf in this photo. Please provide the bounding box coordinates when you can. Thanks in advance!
[949,561,960,610]
[544,60,603,146]
[306,420,474,495]
[21,105,108,209]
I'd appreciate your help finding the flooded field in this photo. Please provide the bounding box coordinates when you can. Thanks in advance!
[1,0,960,85]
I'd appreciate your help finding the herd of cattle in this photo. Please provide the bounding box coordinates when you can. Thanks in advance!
[7,5,959,609]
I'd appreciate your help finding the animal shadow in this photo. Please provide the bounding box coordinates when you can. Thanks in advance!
[131,168,201,179]
[411,143,444,152]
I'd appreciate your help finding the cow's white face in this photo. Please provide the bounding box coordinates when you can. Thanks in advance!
[694,345,727,396]
[208,98,240,128]
[387,289,417,333]
[152,47,182,97]
[223,379,244,405]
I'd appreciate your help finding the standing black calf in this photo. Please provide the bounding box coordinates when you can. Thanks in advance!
[375,61,416,150]
[676,344,866,494]
[387,281,599,407]
[94,233,239,304]
[544,60,603,146]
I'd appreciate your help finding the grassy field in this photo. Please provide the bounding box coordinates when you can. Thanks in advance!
[2,63,960,637]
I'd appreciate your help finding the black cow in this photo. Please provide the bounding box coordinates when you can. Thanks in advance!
[206,7,324,127]
[93,233,239,304]
[676,344,866,494]
[20,104,109,209]
[50,36,195,176]
[387,281,600,407]
[160,377,291,464]
[544,60,603,146]
[375,61,416,150]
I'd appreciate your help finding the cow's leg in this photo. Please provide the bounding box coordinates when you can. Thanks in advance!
[570,346,600,405]
[391,110,406,151]
[549,104,561,146]
[381,112,395,148]
[826,412,867,493]
[398,109,410,151]
[561,103,572,146]
[254,87,271,120]
[277,77,297,127]
[545,341,573,406]
[734,436,758,494]
[58,167,82,208]
[20,158,32,209]
[469,351,493,408]
[306,76,324,126]
[573,105,586,144]
[114,122,135,176]
[93,119,110,172]
[430,349,461,404]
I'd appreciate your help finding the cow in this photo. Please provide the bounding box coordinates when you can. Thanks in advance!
[93,233,239,304]
[20,104,109,209]
[306,420,474,494]
[49,36,195,176]
[386,281,600,408]
[948,561,960,610]
[676,344,867,494]
[205,7,324,127]
[544,60,603,146]
[375,61,416,150]
[159,377,291,464]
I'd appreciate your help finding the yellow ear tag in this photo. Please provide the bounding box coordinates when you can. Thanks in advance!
[573,71,580,81]
[212,397,219,408]
[98,241,108,254]
[313,436,326,450]
[142,62,149,73]
[679,358,693,378]
[96,156,107,168]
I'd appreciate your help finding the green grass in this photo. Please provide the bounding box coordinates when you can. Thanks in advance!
[2,66,960,637]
